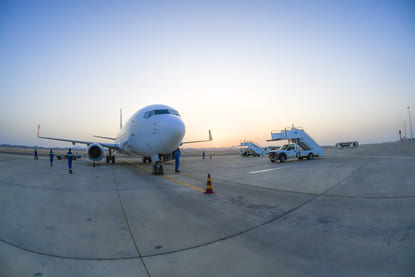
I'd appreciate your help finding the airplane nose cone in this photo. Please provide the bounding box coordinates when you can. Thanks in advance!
[169,118,185,140]
[158,116,185,152]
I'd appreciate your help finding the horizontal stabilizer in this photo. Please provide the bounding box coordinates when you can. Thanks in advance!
[93,135,116,140]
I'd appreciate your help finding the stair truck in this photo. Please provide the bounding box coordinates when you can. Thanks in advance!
[267,127,324,163]
[239,141,268,157]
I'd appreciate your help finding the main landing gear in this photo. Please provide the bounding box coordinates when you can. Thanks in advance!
[106,149,115,164]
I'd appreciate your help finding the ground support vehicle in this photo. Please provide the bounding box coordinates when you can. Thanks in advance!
[269,144,317,162]
[267,127,324,163]
[239,141,268,157]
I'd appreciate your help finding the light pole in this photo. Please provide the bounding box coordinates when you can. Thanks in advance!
[404,121,407,139]
[408,106,413,139]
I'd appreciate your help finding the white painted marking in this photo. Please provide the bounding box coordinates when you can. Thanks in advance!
[249,166,293,174]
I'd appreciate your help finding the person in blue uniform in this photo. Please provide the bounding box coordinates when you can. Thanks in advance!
[202,151,205,159]
[34,148,38,160]
[66,148,74,174]
[174,148,181,173]
[49,149,54,166]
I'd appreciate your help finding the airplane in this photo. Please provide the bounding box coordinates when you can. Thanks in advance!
[37,104,212,174]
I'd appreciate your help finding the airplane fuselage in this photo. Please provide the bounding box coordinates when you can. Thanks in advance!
[116,104,186,156]
[38,103,211,173]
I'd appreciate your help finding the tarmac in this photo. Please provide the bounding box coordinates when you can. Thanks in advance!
[1,141,415,277]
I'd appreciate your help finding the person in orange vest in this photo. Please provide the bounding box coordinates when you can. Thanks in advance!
[66,148,74,174]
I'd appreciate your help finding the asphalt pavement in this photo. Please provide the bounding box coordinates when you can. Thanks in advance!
[1,141,414,276]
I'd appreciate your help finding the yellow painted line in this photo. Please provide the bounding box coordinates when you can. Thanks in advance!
[122,158,204,192]
[124,159,152,173]
[162,175,204,192]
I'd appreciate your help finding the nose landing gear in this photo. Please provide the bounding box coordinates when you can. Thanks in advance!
[152,163,164,175]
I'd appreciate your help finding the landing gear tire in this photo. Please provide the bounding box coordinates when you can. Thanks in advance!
[106,156,115,164]
[152,164,164,175]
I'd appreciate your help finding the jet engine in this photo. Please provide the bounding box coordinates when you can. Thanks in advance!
[87,143,105,161]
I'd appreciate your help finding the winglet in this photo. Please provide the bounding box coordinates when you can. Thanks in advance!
[209,129,212,141]
[37,124,40,137]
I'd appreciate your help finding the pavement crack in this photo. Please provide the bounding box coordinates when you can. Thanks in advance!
[111,167,152,277]
[139,167,377,258]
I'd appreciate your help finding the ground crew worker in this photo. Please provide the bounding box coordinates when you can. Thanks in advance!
[202,151,205,159]
[49,149,54,166]
[174,148,181,173]
[66,148,74,174]
[34,148,38,160]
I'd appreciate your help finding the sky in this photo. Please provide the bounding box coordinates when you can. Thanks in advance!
[1,0,414,148]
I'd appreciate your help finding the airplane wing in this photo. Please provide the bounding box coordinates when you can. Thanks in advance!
[37,125,119,149]
[181,130,212,145]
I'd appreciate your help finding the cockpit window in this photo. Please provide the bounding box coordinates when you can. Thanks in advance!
[143,109,180,119]
[168,109,180,116]
[154,109,169,115]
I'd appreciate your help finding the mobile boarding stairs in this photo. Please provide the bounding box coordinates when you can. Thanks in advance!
[267,127,324,158]
[239,141,268,156]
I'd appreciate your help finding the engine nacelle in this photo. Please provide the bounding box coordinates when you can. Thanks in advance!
[87,143,105,161]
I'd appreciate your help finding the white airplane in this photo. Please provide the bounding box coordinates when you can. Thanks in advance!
[37,104,212,174]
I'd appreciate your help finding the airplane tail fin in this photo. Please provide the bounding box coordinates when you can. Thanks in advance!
[209,129,212,141]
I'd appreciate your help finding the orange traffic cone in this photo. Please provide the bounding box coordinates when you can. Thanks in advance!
[204,173,215,194]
